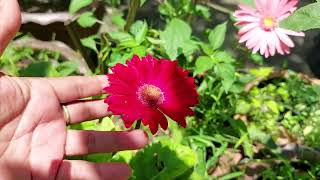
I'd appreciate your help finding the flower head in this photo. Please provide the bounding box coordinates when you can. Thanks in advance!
[234,0,305,58]
[104,55,198,134]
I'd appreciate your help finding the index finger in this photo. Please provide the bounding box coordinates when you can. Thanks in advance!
[46,75,108,103]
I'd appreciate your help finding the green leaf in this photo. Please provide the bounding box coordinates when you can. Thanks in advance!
[208,21,228,50]
[160,18,192,59]
[77,12,98,28]
[69,0,93,14]
[158,2,175,17]
[56,61,79,76]
[206,142,228,169]
[108,31,138,47]
[111,12,126,27]
[130,21,148,45]
[214,63,236,92]
[212,51,236,63]
[181,39,199,57]
[130,138,196,180]
[195,5,211,20]
[80,35,98,53]
[239,0,254,7]
[192,145,207,177]
[140,0,148,6]
[84,153,112,163]
[200,43,214,56]
[112,151,134,163]
[218,171,244,180]
[19,61,60,77]
[195,56,213,74]
[132,46,147,57]
[249,67,273,78]
[280,2,320,31]
[69,117,115,131]
[108,51,134,66]
[229,119,254,158]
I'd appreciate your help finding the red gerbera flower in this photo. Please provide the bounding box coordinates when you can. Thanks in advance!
[104,55,198,134]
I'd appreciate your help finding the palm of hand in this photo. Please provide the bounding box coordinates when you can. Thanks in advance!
[0,76,148,180]
[0,77,66,179]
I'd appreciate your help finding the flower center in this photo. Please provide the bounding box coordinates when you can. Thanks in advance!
[137,84,164,107]
[262,16,276,30]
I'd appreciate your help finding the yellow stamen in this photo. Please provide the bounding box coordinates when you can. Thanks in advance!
[138,84,164,107]
[263,16,275,28]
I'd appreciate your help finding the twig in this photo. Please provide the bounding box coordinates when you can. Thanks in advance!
[205,2,233,15]
[21,12,78,25]
[11,38,91,75]
[124,0,140,31]
[281,143,320,164]
[65,24,96,71]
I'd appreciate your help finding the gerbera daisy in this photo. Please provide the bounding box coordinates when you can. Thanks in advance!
[104,55,198,134]
[234,0,305,58]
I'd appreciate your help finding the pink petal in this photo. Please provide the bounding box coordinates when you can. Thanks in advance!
[255,0,267,13]
[264,49,270,58]
[246,29,262,48]
[259,37,268,56]
[282,29,305,37]
[275,28,295,47]
[239,23,260,35]
[267,33,277,56]
[239,4,256,14]
[236,15,261,23]
[239,27,261,43]
[278,0,298,16]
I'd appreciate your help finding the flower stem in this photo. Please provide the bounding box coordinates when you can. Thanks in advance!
[135,120,141,129]
[205,2,233,15]
[124,0,140,32]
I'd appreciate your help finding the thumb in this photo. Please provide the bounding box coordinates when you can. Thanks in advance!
[0,0,21,55]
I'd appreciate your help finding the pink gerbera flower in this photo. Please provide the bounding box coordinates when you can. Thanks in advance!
[234,0,305,58]
[104,55,198,134]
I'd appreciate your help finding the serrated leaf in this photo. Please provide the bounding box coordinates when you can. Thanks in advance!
[130,138,196,180]
[56,61,79,76]
[213,51,236,63]
[200,43,214,55]
[19,61,60,77]
[214,63,236,92]
[208,21,227,50]
[111,12,126,27]
[160,18,192,59]
[130,21,148,44]
[69,0,93,14]
[132,46,147,57]
[80,35,98,53]
[280,2,320,31]
[77,12,97,28]
[111,151,134,163]
[195,56,213,74]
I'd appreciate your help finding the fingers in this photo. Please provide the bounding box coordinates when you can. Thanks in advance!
[65,99,111,124]
[65,130,148,156]
[56,160,131,180]
[47,75,108,103]
[0,0,21,54]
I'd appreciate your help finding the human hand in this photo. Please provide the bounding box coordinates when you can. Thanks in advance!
[0,75,148,180]
[0,0,21,54]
